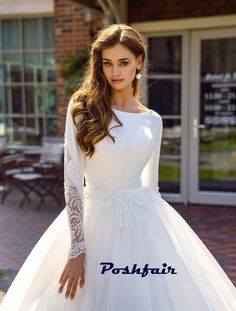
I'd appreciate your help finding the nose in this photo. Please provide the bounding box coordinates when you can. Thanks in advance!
[111,65,121,76]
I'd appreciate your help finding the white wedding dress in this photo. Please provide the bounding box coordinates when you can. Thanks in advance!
[1,100,236,311]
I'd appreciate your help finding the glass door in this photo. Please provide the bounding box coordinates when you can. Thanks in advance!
[189,28,236,206]
[145,31,189,204]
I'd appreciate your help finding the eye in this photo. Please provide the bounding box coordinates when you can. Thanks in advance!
[120,61,129,66]
[103,62,111,67]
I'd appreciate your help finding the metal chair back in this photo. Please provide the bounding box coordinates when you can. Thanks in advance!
[40,136,64,165]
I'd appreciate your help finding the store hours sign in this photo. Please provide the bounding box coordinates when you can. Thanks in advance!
[200,72,236,127]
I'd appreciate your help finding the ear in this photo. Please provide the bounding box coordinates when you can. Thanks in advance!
[136,54,143,70]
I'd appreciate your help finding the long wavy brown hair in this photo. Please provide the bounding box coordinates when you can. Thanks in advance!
[69,23,146,158]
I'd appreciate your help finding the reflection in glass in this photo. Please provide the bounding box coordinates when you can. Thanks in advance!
[148,79,181,115]
[159,158,180,194]
[3,54,22,82]
[199,38,236,192]
[37,68,42,83]
[148,36,181,74]
[0,87,4,114]
[1,17,55,146]
[6,118,23,144]
[45,118,58,136]
[201,38,236,74]
[199,127,236,192]
[158,118,181,194]
[45,86,56,114]
[0,115,6,137]
[162,119,181,156]
[11,65,22,82]
[23,19,40,49]
[44,52,55,82]
[43,18,54,49]
[24,53,41,82]
[25,117,43,145]
[25,86,43,114]
[2,20,20,50]
[0,64,4,84]
[5,86,23,114]
[147,35,182,195]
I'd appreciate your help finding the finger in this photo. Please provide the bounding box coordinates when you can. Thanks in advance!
[59,266,67,283]
[70,279,79,299]
[58,274,69,293]
[59,270,65,283]
[79,271,85,288]
[65,278,74,298]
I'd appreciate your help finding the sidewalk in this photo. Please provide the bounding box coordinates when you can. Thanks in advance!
[0,190,235,303]
[0,189,62,303]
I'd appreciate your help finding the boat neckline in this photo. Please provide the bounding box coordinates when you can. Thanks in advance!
[111,107,153,115]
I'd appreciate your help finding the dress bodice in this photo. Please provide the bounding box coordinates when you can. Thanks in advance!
[64,100,163,259]
[84,108,162,190]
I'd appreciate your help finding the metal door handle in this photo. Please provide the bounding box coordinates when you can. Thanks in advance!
[193,118,206,138]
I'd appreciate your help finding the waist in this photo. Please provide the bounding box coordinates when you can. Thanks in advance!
[85,178,142,191]
[85,184,144,192]
[84,184,161,200]
[84,185,147,203]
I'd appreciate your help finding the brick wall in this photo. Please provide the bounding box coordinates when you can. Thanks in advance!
[54,0,103,135]
[128,0,236,22]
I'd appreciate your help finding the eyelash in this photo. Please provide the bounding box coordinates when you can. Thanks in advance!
[103,61,129,67]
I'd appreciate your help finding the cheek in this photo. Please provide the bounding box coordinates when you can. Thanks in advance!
[102,66,109,77]
[126,65,137,79]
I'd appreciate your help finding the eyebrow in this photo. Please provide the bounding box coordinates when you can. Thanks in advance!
[102,58,130,61]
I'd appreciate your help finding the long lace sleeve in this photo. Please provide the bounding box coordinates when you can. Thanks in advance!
[141,114,163,193]
[64,99,86,260]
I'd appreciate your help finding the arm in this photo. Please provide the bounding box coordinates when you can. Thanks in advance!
[141,116,163,193]
[64,99,86,260]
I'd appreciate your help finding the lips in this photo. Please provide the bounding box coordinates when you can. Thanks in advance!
[111,79,124,84]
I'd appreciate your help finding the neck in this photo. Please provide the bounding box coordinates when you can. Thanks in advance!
[110,84,137,109]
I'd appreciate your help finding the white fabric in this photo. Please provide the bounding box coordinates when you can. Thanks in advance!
[64,100,86,260]
[1,100,236,311]
[12,173,42,181]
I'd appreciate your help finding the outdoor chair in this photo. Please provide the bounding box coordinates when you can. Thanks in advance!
[0,137,27,205]
[1,136,64,210]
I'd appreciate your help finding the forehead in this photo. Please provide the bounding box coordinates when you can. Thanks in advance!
[101,43,135,60]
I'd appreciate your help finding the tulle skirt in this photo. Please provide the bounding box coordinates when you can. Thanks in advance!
[0,185,236,311]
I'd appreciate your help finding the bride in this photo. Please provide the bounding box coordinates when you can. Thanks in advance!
[0,23,236,311]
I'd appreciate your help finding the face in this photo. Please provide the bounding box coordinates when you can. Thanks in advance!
[101,43,142,91]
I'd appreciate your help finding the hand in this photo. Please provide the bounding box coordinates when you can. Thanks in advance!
[58,253,85,300]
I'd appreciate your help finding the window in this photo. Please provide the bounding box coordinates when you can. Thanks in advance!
[147,36,182,193]
[0,17,56,145]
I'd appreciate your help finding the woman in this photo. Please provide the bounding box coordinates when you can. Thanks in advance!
[0,23,236,311]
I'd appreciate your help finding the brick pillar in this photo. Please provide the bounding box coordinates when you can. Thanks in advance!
[54,0,103,135]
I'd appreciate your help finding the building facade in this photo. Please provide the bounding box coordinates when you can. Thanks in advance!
[0,0,235,206]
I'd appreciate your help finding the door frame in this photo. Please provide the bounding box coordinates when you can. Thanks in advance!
[143,30,190,205]
[189,27,236,206]
[134,15,236,206]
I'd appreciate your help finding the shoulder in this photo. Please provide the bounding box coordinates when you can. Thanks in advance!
[67,98,76,111]
[151,109,161,119]
[149,110,163,134]
[150,110,162,123]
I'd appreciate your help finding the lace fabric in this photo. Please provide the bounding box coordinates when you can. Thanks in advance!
[84,185,156,228]
[64,99,86,260]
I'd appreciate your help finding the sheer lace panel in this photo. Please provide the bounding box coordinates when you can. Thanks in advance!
[64,99,86,260]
